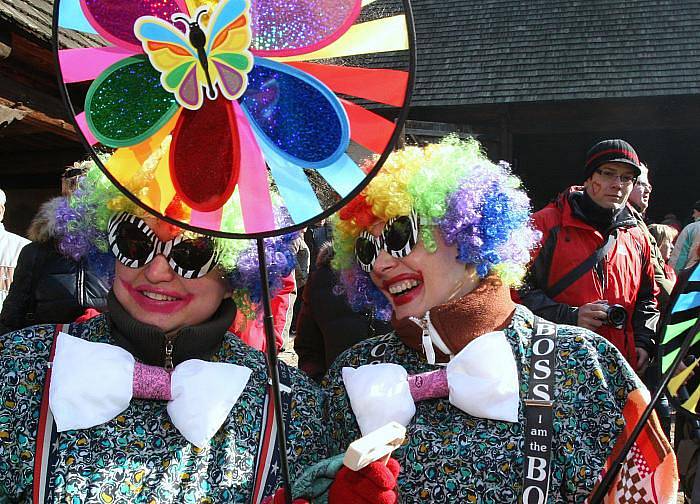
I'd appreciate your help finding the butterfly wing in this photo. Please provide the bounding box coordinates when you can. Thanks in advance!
[205,0,254,101]
[134,17,204,110]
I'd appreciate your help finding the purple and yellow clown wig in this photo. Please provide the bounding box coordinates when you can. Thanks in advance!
[55,160,297,316]
[332,136,540,321]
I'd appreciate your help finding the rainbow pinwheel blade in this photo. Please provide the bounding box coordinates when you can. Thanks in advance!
[662,264,700,418]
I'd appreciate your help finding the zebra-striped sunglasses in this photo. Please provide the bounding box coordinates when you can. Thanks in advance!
[108,212,218,279]
[355,211,420,273]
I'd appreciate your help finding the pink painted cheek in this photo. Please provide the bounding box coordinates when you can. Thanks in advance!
[589,181,603,196]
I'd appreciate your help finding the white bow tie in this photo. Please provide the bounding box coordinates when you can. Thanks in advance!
[49,332,252,448]
[342,331,519,435]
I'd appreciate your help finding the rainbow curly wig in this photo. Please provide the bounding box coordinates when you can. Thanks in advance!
[55,161,297,317]
[332,136,540,321]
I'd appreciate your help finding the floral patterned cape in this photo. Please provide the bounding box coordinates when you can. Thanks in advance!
[323,305,678,503]
[0,315,329,503]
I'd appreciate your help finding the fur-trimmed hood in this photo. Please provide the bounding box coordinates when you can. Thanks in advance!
[26,197,65,243]
[316,241,334,268]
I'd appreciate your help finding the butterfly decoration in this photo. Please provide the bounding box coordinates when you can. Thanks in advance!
[134,1,254,110]
[662,263,700,418]
[55,0,415,236]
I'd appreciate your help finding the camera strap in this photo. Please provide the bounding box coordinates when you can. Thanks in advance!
[546,232,617,299]
[521,317,557,504]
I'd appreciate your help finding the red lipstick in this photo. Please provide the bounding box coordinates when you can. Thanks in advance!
[121,280,193,314]
[383,273,423,306]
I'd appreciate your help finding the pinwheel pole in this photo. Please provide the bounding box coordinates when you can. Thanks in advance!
[257,238,293,504]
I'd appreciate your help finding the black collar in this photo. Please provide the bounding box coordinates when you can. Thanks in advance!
[569,190,636,233]
[107,291,237,367]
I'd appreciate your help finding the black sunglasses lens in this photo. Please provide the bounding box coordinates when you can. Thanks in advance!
[384,216,413,252]
[115,222,153,262]
[171,237,216,273]
[355,236,377,267]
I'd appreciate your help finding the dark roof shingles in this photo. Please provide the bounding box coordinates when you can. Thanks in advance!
[3,0,699,105]
[403,0,700,105]
[1,0,101,48]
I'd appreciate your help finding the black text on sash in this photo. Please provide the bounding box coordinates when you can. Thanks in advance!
[522,317,557,504]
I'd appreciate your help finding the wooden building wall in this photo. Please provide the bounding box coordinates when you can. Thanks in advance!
[0,26,85,235]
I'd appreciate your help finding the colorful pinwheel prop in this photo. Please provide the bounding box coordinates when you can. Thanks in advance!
[662,264,700,417]
[55,0,415,236]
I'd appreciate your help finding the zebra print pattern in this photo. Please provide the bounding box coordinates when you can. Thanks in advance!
[107,212,217,279]
[354,211,420,272]
[108,212,158,269]
[166,234,218,279]
[356,231,382,273]
[385,211,419,259]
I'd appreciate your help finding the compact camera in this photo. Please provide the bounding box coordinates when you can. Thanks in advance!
[602,303,627,329]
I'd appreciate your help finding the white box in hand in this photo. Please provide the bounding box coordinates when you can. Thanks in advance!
[343,422,406,471]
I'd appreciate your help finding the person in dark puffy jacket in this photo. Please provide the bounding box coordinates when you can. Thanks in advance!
[0,196,109,334]
[294,242,391,381]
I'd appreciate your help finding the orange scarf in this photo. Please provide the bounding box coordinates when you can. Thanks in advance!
[392,276,516,363]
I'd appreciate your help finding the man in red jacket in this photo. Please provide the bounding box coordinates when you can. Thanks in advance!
[517,139,660,372]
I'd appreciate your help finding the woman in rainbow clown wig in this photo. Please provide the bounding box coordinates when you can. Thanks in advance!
[0,163,398,503]
[324,137,678,502]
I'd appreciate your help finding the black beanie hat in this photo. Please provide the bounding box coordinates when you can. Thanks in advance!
[693,200,700,212]
[583,139,641,180]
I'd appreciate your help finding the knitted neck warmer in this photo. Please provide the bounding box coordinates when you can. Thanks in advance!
[574,190,622,233]
[107,291,237,367]
[391,276,516,363]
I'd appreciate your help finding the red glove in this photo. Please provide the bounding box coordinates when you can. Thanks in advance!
[329,458,400,504]
[261,488,309,504]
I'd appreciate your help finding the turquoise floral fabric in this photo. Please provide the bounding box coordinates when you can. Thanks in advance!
[323,305,641,503]
[0,315,328,503]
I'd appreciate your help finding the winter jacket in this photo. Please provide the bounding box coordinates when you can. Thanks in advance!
[0,224,28,311]
[231,273,296,351]
[0,313,329,502]
[324,305,677,502]
[305,222,332,273]
[517,187,659,366]
[670,220,700,273]
[0,198,108,334]
[291,235,310,289]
